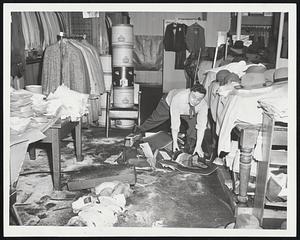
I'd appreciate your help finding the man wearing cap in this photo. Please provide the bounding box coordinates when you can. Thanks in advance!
[132,83,208,157]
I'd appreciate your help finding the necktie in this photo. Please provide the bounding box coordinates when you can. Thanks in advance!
[189,105,195,119]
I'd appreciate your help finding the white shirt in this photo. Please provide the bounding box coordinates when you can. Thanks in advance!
[166,89,208,142]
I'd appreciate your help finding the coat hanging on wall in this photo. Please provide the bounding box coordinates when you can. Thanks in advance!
[163,22,187,52]
[185,22,205,54]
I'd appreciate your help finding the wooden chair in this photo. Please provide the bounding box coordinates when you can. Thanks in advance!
[105,84,141,138]
[253,111,287,226]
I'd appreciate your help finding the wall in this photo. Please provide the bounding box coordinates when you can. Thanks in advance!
[129,12,231,89]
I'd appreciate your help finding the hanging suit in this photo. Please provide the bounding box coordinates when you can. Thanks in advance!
[185,23,205,54]
[164,22,188,69]
[163,22,187,52]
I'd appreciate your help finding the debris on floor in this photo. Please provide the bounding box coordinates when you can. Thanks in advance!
[67,181,132,227]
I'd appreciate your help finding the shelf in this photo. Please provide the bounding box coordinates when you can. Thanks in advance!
[265,199,287,208]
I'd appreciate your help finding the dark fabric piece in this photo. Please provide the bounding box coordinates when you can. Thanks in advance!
[139,95,170,132]
[133,35,163,71]
[185,23,205,54]
[11,12,26,77]
[181,115,197,140]
[175,50,186,69]
[189,105,196,119]
[156,159,218,175]
[163,23,187,52]
[184,52,200,87]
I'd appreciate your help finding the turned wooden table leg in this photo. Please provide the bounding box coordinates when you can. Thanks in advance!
[28,144,36,160]
[237,127,259,204]
[75,118,83,162]
[238,147,253,203]
[51,128,61,190]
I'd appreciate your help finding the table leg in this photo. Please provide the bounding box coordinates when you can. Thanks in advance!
[28,144,36,160]
[75,119,83,162]
[51,128,61,190]
[237,128,259,204]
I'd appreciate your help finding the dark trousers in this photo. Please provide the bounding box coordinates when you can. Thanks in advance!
[139,95,197,140]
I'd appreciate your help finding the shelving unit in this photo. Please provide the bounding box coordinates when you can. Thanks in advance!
[253,111,287,226]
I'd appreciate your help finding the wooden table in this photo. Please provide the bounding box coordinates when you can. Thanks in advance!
[28,117,83,190]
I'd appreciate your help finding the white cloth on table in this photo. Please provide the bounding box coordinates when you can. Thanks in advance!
[257,83,288,122]
[205,81,288,156]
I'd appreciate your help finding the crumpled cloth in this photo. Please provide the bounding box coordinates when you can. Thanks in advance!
[46,84,89,121]
[257,83,288,121]
[70,193,126,227]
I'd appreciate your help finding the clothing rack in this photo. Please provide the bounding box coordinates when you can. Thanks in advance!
[176,17,202,21]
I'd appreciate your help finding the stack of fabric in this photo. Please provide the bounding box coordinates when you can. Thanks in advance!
[41,39,105,96]
[20,12,66,52]
[10,88,34,118]
[10,88,34,135]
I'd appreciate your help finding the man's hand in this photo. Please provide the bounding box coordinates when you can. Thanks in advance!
[173,141,180,153]
[193,146,204,158]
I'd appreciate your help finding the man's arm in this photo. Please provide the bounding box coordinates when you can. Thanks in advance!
[193,100,208,156]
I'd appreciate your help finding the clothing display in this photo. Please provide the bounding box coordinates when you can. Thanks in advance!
[11,12,26,77]
[41,38,105,96]
[20,12,66,52]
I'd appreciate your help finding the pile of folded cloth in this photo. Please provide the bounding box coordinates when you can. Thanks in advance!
[10,88,35,135]
[10,87,34,118]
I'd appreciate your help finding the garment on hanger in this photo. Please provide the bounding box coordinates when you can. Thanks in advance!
[11,12,26,77]
[163,22,187,52]
[175,50,186,70]
[42,39,105,96]
[185,22,205,54]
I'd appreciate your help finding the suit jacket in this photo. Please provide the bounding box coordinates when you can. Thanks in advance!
[185,23,205,53]
[163,23,187,52]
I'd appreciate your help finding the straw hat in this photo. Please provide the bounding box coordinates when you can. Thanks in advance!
[240,72,267,89]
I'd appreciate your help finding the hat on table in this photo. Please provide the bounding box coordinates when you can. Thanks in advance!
[216,69,231,82]
[273,67,288,83]
[224,72,240,84]
[245,65,266,73]
[230,40,245,55]
[240,72,267,89]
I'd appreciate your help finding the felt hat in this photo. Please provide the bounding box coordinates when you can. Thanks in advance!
[233,40,244,49]
[230,40,245,56]
[273,67,288,83]
[264,69,276,82]
[245,65,266,73]
[216,69,231,82]
[224,72,240,84]
[240,72,266,89]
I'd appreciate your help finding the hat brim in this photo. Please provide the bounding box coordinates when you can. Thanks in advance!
[230,47,244,55]
[235,82,273,90]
